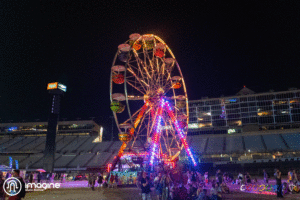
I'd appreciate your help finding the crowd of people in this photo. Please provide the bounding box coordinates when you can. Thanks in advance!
[0,167,299,200]
[129,167,300,200]
[135,169,231,200]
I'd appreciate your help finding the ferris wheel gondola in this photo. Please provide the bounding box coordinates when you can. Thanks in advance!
[109,34,196,170]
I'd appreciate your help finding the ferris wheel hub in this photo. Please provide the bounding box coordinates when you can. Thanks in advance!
[110,33,193,168]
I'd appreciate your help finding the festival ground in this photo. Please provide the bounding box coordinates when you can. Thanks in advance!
[22,179,300,200]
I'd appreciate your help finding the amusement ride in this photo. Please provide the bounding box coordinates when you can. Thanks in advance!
[109,34,197,172]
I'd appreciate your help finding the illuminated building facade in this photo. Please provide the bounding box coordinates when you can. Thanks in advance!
[0,120,103,140]
[188,87,300,135]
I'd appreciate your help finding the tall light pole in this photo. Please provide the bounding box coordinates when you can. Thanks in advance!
[43,82,66,172]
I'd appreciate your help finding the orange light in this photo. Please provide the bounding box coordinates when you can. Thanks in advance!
[47,82,58,90]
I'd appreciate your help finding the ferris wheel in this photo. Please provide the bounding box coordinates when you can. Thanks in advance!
[110,34,196,168]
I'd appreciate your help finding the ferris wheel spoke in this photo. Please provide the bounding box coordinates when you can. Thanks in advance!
[127,63,149,90]
[133,111,149,140]
[127,60,149,86]
[126,80,146,95]
[127,67,149,91]
[121,104,147,125]
[132,50,152,80]
[143,47,155,75]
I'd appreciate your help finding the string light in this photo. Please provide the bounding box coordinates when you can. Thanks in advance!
[164,100,197,166]
[149,99,165,165]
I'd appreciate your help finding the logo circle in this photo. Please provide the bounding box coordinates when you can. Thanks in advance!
[3,177,22,196]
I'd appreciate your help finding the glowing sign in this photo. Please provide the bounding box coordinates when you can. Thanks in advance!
[47,82,67,92]
[47,82,58,90]
[9,157,13,168]
[228,129,236,134]
[229,98,237,102]
[8,127,17,131]
[188,123,199,129]
[15,160,19,169]
[58,83,67,92]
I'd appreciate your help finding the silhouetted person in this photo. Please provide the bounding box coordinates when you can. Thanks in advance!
[275,169,283,198]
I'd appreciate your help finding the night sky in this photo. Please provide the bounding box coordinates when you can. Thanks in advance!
[1,1,300,135]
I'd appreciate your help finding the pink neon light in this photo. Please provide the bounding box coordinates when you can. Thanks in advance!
[165,101,197,166]
[149,99,165,165]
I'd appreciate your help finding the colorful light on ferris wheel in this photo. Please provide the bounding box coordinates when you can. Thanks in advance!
[149,99,165,166]
[164,101,197,166]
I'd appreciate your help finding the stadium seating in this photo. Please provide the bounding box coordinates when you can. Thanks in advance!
[225,136,244,154]
[19,154,44,169]
[92,141,113,153]
[34,136,64,152]
[60,136,91,153]
[187,136,207,154]
[86,152,112,167]
[244,135,265,152]
[1,131,300,170]
[205,137,224,154]
[281,133,300,150]
[20,137,46,152]
[0,137,12,145]
[0,137,24,151]
[75,136,98,153]
[31,154,62,169]
[0,155,28,167]
[67,153,95,168]
[6,137,37,151]
[54,154,77,168]
[263,134,287,151]
[55,136,77,151]
[109,141,123,152]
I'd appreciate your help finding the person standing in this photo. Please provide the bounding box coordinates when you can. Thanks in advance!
[29,172,33,183]
[237,172,243,185]
[215,170,222,185]
[8,169,26,200]
[0,171,5,200]
[275,169,283,198]
[91,173,96,191]
[292,169,298,184]
[140,172,151,200]
[245,172,251,184]
[161,172,172,200]
[287,169,293,183]
[263,169,269,184]
[187,171,192,185]
[197,188,209,200]
[37,172,41,183]
[109,173,115,188]
[114,174,118,187]
[154,173,163,200]
[204,172,209,186]
[210,183,221,200]
[98,173,103,187]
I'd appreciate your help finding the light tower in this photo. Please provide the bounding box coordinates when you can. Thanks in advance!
[43,82,66,172]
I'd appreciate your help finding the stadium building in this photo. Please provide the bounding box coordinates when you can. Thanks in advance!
[1,88,300,174]
[183,87,300,173]
[188,87,300,134]
[0,120,124,172]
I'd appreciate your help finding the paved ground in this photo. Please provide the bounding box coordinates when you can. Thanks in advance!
[23,187,300,200]
[21,180,300,200]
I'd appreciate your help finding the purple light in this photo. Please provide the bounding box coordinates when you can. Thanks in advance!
[164,100,197,166]
[149,99,165,165]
